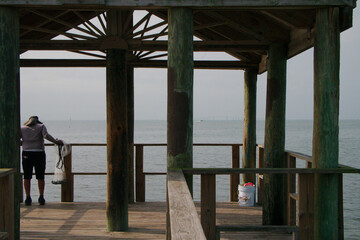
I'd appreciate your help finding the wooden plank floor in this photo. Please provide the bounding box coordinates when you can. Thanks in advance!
[21,202,293,239]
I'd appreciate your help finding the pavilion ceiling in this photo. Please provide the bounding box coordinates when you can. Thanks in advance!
[16,4,354,73]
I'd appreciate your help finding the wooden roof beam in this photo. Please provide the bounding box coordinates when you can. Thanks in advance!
[258,28,314,73]
[20,39,269,52]
[0,0,355,8]
[20,59,257,69]
[203,11,270,42]
[259,11,298,30]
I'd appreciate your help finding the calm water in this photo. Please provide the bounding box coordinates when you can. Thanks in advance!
[23,120,360,239]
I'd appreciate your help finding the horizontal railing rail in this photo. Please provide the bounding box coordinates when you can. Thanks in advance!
[167,170,206,240]
[20,143,358,207]
[21,143,244,202]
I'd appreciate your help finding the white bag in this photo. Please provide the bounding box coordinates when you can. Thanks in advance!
[52,142,71,184]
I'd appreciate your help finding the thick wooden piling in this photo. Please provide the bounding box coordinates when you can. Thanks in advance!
[167,8,193,239]
[127,66,134,204]
[262,43,287,225]
[313,7,340,240]
[106,10,129,231]
[242,68,257,185]
[0,7,20,240]
[167,8,194,191]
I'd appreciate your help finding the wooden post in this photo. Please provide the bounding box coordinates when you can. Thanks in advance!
[127,65,134,204]
[167,8,194,237]
[135,145,145,202]
[230,144,239,201]
[167,7,194,191]
[0,172,14,240]
[61,148,73,202]
[106,10,130,231]
[242,68,257,185]
[298,173,314,239]
[286,155,296,226]
[338,174,344,240]
[0,7,20,240]
[20,175,23,203]
[257,146,264,205]
[313,7,340,240]
[201,174,216,240]
[262,43,287,225]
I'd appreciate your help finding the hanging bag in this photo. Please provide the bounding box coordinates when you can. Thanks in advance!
[52,142,71,184]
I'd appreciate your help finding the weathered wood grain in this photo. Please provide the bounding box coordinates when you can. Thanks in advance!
[242,68,257,185]
[313,7,340,240]
[0,7,20,240]
[106,9,130,231]
[263,43,287,225]
[167,171,206,240]
[167,7,194,193]
[20,201,294,239]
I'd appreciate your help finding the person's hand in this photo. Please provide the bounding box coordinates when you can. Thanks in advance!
[56,139,64,145]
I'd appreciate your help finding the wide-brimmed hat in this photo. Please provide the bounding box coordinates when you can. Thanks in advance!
[24,116,43,126]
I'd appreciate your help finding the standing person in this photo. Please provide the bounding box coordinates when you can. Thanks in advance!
[20,116,63,205]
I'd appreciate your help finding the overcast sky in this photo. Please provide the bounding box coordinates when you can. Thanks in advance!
[20,8,360,121]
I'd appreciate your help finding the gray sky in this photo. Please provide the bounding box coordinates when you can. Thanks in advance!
[20,8,360,121]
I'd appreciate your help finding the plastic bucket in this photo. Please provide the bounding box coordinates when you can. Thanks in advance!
[238,184,255,206]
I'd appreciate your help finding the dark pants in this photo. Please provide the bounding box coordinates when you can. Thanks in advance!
[22,151,46,179]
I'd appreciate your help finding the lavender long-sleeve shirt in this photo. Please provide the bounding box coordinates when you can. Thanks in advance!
[20,123,57,151]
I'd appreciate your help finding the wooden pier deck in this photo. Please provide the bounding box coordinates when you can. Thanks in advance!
[20,201,292,240]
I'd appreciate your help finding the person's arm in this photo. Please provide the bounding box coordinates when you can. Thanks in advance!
[42,125,63,145]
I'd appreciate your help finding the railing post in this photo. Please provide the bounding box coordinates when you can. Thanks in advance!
[338,173,344,240]
[230,144,240,202]
[136,145,145,202]
[257,145,264,205]
[0,171,14,240]
[298,173,314,239]
[20,174,23,203]
[201,174,216,240]
[286,155,296,226]
[61,147,74,202]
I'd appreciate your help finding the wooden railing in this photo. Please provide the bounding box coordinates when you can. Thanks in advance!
[181,166,360,240]
[0,168,15,240]
[16,143,360,239]
[256,145,358,240]
[135,143,242,202]
[21,143,243,202]
[167,170,206,240]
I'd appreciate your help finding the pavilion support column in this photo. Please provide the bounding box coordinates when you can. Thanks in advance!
[166,9,193,237]
[127,66,134,204]
[106,10,129,231]
[0,7,20,240]
[167,8,194,190]
[313,7,340,240]
[262,43,287,225]
[242,68,257,184]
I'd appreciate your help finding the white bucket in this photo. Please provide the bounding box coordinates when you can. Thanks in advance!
[238,184,255,207]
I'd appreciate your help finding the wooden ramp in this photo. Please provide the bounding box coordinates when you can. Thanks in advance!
[20,202,292,240]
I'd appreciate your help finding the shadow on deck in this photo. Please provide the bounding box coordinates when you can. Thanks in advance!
[20,202,292,239]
